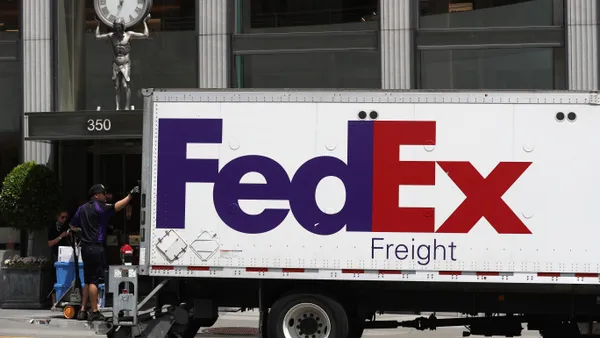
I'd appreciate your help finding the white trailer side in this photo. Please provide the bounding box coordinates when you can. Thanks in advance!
[108,89,600,338]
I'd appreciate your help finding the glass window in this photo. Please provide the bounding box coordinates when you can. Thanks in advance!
[0,0,20,229]
[419,48,563,89]
[0,0,19,34]
[0,132,21,229]
[419,0,555,28]
[239,0,378,32]
[0,0,19,60]
[234,51,380,88]
[55,0,198,112]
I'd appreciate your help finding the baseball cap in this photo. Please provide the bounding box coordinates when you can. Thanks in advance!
[89,184,107,197]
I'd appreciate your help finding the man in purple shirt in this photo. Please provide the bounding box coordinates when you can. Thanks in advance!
[70,183,139,321]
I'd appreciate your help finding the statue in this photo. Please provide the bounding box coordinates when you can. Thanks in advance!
[94,14,151,110]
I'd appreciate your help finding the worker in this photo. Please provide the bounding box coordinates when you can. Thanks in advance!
[47,208,71,309]
[69,184,139,321]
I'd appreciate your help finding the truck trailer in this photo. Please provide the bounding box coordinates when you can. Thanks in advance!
[106,89,600,338]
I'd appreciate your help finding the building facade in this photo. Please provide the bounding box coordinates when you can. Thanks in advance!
[0,0,598,254]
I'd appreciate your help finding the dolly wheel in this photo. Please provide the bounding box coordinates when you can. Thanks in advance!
[63,305,77,319]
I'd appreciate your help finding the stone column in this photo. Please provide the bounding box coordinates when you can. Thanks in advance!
[198,0,230,88]
[22,0,54,165]
[566,0,599,90]
[55,0,86,111]
[22,0,55,258]
[380,0,413,89]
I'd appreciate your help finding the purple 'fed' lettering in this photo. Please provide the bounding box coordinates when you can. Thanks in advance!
[155,118,374,234]
[156,118,222,229]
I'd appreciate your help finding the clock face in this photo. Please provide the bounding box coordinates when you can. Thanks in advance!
[94,0,153,29]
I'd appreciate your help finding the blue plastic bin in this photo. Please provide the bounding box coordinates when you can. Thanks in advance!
[54,261,84,302]
[55,261,85,288]
[54,261,106,308]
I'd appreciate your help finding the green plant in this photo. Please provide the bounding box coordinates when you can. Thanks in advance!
[0,161,62,257]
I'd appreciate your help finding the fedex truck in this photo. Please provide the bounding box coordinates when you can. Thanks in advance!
[107,89,600,338]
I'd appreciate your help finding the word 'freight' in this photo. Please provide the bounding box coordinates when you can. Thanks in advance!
[371,237,458,266]
[155,118,533,235]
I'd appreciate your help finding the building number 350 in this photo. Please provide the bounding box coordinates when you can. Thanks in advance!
[87,118,112,132]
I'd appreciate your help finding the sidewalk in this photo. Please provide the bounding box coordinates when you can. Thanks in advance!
[0,308,261,335]
[0,305,466,338]
[0,307,461,325]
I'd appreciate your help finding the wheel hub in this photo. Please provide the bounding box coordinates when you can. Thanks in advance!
[283,303,331,338]
[298,315,319,335]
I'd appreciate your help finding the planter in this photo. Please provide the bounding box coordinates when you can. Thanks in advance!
[1,267,53,309]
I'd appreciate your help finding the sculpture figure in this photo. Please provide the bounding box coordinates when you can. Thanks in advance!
[95,14,150,110]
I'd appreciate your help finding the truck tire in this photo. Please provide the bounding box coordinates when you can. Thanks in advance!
[348,324,365,338]
[178,319,203,338]
[347,317,365,338]
[268,293,349,338]
[169,317,218,338]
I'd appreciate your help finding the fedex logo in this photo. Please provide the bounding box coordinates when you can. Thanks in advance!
[156,118,532,235]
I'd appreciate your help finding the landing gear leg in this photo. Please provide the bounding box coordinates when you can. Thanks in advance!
[258,281,269,338]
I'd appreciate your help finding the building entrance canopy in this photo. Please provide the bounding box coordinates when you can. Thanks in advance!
[25,110,143,140]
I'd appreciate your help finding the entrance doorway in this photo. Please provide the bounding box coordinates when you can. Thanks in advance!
[58,139,143,265]
[88,140,142,265]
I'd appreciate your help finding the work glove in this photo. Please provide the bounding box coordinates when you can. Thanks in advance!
[129,186,140,195]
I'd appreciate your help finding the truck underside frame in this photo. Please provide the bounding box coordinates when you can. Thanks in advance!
[105,265,600,338]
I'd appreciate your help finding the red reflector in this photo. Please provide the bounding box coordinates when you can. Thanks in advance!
[342,269,364,274]
[246,267,268,272]
[378,270,402,275]
[439,271,462,275]
[476,271,500,276]
[152,266,174,270]
[122,289,128,294]
[120,244,133,254]
[188,266,210,271]
[282,268,304,273]
[537,272,561,277]
[575,273,599,278]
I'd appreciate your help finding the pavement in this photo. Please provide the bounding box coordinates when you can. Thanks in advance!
[0,308,544,338]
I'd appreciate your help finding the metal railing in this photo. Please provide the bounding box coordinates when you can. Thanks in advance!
[250,6,378,28]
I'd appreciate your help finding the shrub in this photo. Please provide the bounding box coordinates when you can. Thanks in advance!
[0,161,61,256]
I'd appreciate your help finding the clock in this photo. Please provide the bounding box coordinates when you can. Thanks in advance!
[94,0,153,29]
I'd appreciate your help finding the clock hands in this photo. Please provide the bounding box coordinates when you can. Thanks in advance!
[117,0,124,16]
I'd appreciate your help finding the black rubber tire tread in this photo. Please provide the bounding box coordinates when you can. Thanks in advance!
[177,317,217,338]
[268,293,349,338]
[348,325,365,338]
[180,319,203,338]
[346,313,365,338]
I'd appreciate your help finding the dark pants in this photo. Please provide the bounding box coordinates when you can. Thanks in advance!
[81,243,106,285]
